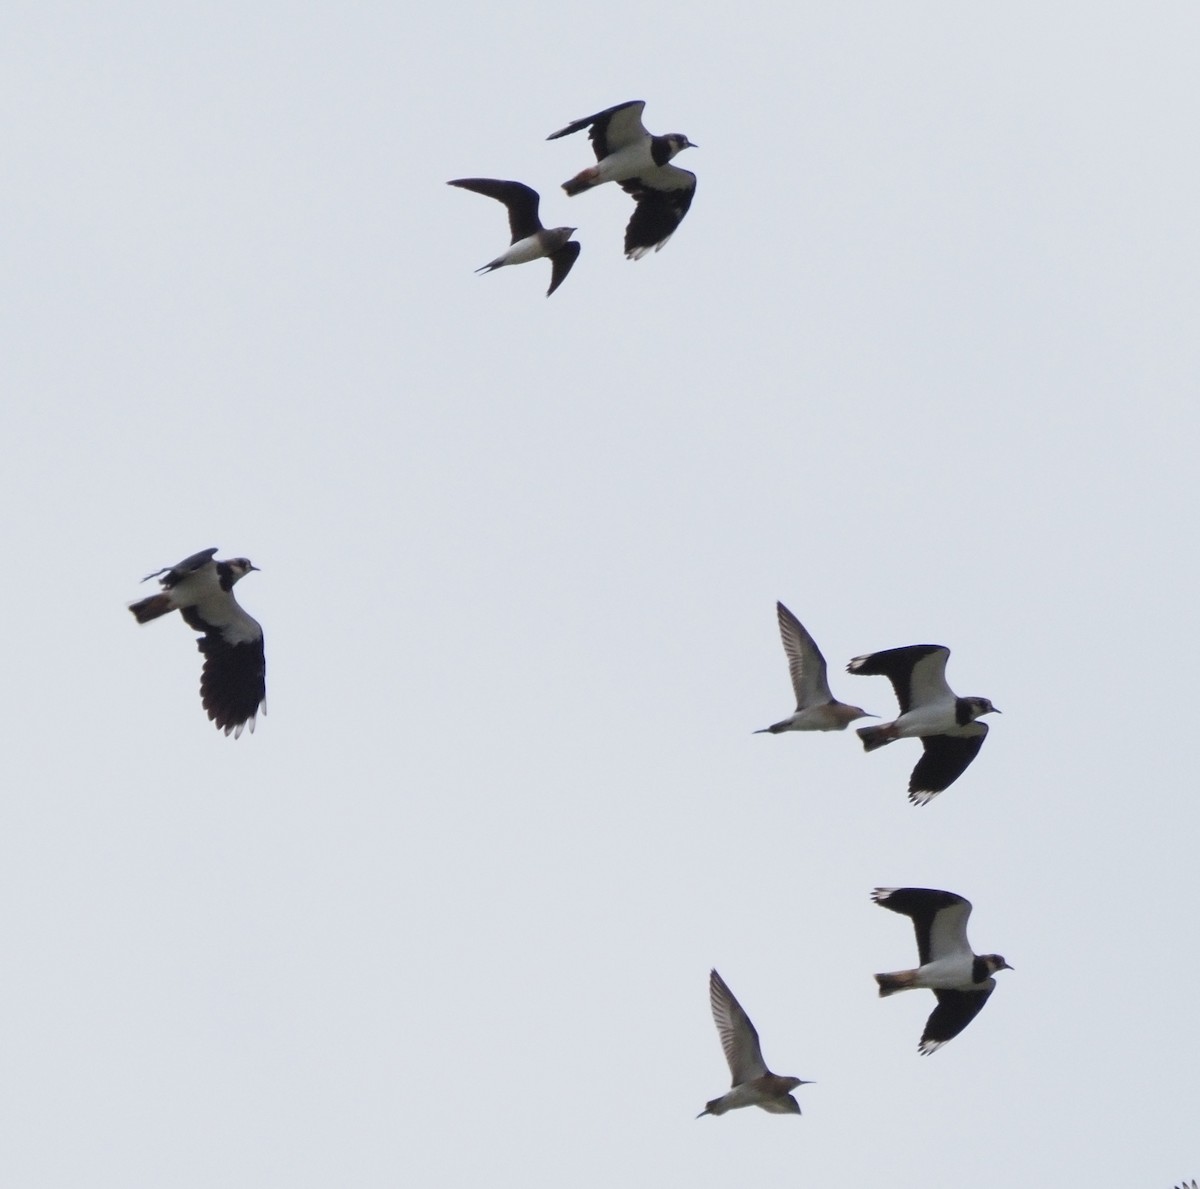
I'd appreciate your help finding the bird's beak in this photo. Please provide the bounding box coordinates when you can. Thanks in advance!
[249,564,261,572]
[993,707,1002,714]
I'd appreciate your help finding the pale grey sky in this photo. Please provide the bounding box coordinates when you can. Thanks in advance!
[2,3,1198,1186]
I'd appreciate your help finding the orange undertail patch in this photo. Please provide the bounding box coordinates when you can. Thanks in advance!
[128,593,173,623]
[875,970,918,997]
[562,168,599,197]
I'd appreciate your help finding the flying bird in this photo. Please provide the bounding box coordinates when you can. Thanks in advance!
[755,602,874,734]
[699,969,812,1117]
[847,644,999,804]
[547,100,696,259]
[128,548,265,737]
[447,178,580,297]
[871,887,1012,1055]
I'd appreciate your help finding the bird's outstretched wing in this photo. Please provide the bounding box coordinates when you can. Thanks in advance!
[775,602,833,709]
[918,985,994,1055]
[709,969,769,1085]
[847,645,950,714]
[447,178,543,243]
[546,241,580,296]
[547,100,647,160]
[618,167,695,259]
[908,727,988,804]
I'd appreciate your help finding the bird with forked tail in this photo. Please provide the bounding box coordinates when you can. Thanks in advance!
[447,178,580,297]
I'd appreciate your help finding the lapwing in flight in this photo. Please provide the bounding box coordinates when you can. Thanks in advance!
[755,601,874,734]
[699,969,812,1117]
[447,178,579,297]
[847,644,999,804]
[128,548,265,738]
[547,100,696,259]
[872,887,1012,1055]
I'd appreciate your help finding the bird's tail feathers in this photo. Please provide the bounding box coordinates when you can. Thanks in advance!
[128,594,173,623]
[562,168,599,197]
[875,970,918,997]
[857,723,897,752]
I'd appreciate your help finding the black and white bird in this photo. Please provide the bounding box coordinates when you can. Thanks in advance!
[699,969,813,1118]
[547,100,696,259]
[871,887,1012,1055]
[847,644,999,804]
[447,178,580,297]
[128,548,266,737]
[755,602,874,734]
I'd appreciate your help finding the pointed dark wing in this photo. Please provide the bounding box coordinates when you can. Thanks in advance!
[547,100,647,160]
[846,645,949,713]
[144,547,218,586]
[775,602,833,708]
[918,985,994,1055]
[447,178,543,242]
[545,240,580,296]
[709,969,768,1084]
[908,725,987,805]
[871,888,971,967]
[619,167,695,259]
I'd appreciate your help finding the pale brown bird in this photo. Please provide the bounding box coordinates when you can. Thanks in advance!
[698,969,812,1118]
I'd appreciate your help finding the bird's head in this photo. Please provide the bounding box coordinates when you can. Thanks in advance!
[782,1077,816,1090]
[226,558,260,582]
[964,696,1000,719]
[667,133,697,157]
[983,954,1013,975]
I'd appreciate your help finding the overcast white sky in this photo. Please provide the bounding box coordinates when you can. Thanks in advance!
[2,2,1198,1186]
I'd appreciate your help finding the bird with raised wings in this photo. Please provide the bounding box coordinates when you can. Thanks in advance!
[128,548,265,737]
[698,969,812,1117]
[547,100,696,259]
[871,887,1012,1054]
[755,601,873,734]
[447,178,580,297]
